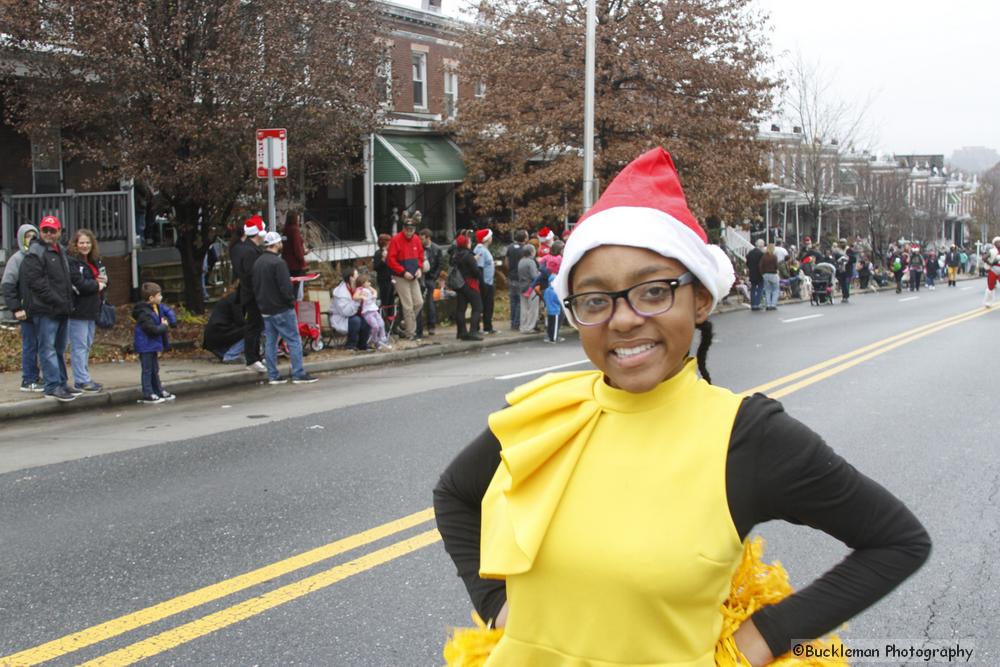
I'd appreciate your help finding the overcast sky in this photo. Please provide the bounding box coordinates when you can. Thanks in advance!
[756,0,1000,158]
[392,0,999,157]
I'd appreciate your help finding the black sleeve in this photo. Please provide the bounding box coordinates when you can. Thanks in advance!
[276,260,295,307]
[137,309,168,337]
[70,259,99,295]
[726,395,931,658]
[432,427,507,624]
[21,252,55,309]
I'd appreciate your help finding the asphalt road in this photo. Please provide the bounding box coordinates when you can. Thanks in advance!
[1,282,997,666]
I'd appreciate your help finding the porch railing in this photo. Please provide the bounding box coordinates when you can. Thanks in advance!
[2,190,132,251]
[723,226,754,261]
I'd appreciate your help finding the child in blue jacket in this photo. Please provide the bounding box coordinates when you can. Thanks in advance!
[542,268,564,343]
[132,282,177,404]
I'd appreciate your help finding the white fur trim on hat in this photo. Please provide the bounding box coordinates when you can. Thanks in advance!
[244,223,261,237]
[553,207,735,327]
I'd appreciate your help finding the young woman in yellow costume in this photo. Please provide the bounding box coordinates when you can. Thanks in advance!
[433,148,930,667]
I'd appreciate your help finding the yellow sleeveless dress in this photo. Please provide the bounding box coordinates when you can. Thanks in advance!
[479,359,745,666]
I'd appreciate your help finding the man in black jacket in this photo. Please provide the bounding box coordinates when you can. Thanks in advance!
[415,227,443,337]
[20,216,78,401]
[202,291,247,362]
[230,216,266,372]
[745,239,765,312]
[252,232,316,385]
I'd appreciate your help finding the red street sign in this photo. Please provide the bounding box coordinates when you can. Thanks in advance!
[256,128,287,178]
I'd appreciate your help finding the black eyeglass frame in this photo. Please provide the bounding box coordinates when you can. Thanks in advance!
[562,272,695,327]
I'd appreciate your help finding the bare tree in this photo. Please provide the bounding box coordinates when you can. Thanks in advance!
[853,161,910,263]
[453,0,776,230]
[782,56,873,245]
[1,0,384,311]
[974,163,1000,242]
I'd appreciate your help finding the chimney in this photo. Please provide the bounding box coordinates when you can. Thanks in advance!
[422,0,443,12]
[770,124,780,132]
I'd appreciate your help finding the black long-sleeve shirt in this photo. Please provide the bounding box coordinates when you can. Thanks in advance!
[432,394,930,659]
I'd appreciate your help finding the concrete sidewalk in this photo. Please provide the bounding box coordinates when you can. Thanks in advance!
[0,322,562,420]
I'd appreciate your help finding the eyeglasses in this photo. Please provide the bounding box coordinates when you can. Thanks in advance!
[563,272,694,326]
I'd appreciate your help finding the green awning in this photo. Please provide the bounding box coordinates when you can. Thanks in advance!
[373,134,466,186]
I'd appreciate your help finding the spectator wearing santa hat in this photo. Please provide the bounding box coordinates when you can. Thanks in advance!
[537,226,556,260]
[452,234,483,341]
[474,228,498,334]
[228,215,267,373]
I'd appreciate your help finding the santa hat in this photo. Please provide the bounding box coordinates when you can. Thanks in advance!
[243,215,265,237]
[475,228,492,244]
[553,147,734,321]
[538,226,555,244]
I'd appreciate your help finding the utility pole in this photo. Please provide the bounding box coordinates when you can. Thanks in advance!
[582,0,597,214]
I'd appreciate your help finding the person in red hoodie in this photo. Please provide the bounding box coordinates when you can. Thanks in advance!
[386,217,425,339]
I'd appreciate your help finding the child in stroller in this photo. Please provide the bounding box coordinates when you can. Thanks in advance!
[810,262,836,305]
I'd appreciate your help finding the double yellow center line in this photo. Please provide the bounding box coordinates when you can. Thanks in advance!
[3,305,994,666]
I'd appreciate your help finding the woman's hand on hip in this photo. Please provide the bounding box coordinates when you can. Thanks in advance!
[494,601,509,629]
[733,619,773,667]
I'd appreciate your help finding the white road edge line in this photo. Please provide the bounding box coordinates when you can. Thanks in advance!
[899,296,920,302]
[781,314,824,323]
[496,359,591,380]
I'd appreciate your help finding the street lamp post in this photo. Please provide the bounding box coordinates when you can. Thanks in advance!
[582,0,597,213]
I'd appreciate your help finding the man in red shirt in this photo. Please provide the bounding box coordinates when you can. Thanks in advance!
[386,217,425,339]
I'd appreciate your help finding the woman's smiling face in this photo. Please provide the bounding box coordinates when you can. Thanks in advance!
[570,245,712,393]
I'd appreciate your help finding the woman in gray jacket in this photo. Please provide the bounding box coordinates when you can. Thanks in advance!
[1,224,42,391]
[517,243,540,333]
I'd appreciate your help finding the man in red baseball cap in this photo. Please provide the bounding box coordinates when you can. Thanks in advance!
[21,215,80,401]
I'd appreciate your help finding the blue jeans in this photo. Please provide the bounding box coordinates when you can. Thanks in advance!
[263,309,307,380]
[223,340,245,362]
[36,315,69,393]
[509,285,521,329]
[763,273,780,308]
[19,320,40,384]
[68,318,96,385]
[139,351,164,397]
[750,281,764,309]
[344,314,370,350]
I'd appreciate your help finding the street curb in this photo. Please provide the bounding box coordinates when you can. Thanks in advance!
[0,332,549,421]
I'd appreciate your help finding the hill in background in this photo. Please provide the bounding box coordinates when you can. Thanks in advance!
[949,146,1000,174]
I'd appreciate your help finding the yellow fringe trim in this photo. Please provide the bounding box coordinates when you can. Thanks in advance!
[443,611,504,667]
[443,538,849,667]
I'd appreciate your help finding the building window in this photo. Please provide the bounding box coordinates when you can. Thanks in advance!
[31,128,63,194]
[412,52,427,109]
[444,69,458,118]
[474,80,486,98]
[377,49,393,106]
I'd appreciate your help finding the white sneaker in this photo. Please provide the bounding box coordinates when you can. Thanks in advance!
[248,361,267,373]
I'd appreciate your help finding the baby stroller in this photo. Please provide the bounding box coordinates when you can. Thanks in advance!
[810,262,836,306]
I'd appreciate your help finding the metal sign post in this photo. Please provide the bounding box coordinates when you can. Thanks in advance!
[267,138,277,232]
[256,128,287,231]
[582,0,596,214]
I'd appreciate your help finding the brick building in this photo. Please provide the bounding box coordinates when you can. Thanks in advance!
[308,0,471,262]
